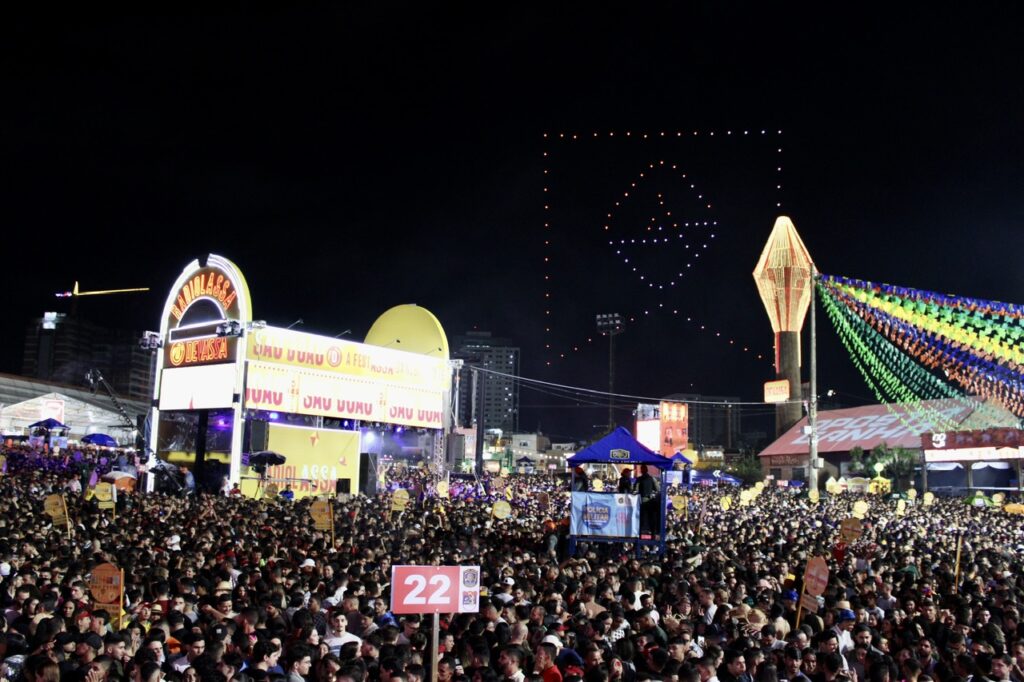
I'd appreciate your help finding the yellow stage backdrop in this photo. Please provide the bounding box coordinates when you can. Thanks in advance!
[240,423,360,499]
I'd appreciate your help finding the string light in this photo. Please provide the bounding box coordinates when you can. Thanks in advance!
[541,129,783,366]
[820,275,1024,418]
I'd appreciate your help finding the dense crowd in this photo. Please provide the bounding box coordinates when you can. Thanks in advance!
[0,445,1023,682]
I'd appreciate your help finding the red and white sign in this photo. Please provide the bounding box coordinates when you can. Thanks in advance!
[763,379,791,404]
[391,565,480,614]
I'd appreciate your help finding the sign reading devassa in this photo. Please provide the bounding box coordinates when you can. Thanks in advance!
[391,565,480,614]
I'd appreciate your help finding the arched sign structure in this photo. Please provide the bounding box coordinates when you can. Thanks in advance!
[148,255,454,496]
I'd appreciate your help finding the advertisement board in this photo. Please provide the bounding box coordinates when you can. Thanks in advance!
[659,401,688,457]
[247,327,449,392]
[240,423,360,500]
[391,565,481,614]
[570,492,640,538]
[245,361,445,429]
[159,364,238,410]
[635,419,660,452]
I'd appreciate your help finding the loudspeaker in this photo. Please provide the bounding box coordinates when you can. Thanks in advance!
[335,478,351,495]
[358,452,378,496]
[446,433,465,467]
[249,420,269,453]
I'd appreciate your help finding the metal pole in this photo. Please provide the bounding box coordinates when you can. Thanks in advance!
[431,613,440,682]
[808,271,820,493]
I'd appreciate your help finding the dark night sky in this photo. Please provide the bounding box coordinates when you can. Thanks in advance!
[3,5,1023,440]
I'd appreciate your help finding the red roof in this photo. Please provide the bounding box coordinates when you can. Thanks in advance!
[759,400,974,457]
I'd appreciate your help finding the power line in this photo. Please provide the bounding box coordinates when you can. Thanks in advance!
[470,366,797,407]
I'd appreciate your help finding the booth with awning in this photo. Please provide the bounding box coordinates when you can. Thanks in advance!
[566,427,669,556]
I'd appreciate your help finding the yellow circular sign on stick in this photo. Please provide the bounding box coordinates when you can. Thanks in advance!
[671,495,687,511]
[392,488,410,511]
[310,499,332,529]
[44,494,65,519]
[809,489,820,503]
[852,501,869,519]
[492,501,512,519]
[436,481,449,498]
[754,482,765,493]
[896,499,907,516]
[922,492,935,507]
[906,489,918,500]
[94,482,114,502]
[992,493,1005,505]
[592,478,604,491]
[840,517,863,543]
[505,486,514,501]
[720,496,732,511]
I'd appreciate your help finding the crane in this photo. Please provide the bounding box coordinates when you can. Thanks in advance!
[56,281,149,298]
[85,369,137,432]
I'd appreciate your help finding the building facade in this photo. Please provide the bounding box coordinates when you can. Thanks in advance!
[22,313,155,401]
[452,331,520,433]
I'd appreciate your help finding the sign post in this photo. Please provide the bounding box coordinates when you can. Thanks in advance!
[391,566,480,682]
[797,556,828,629]
[310,498,335,546]
[90,562,124,630]
[95,482,117,520]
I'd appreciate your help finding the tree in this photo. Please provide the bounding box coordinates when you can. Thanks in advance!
[848,446,866,475]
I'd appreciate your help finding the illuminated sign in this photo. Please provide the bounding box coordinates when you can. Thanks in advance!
[169,269,239,323]
[764,379,791,404]
[167,337,232,367]
[247,327,449,392]
[659,401,688,457]
[635,420,660,452]
[240,423,360,499]
[245,361,445,428]
[159,365,237,410]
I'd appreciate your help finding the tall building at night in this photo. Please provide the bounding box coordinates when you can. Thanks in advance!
[22,313,154,400]
[451,331,520,433]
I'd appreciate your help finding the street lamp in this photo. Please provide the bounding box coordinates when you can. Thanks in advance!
[596,313,624,430]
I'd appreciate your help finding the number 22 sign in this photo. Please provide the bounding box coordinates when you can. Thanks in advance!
[391,565,481,614]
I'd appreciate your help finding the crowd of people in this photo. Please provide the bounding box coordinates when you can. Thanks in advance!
[0,443,1023,682]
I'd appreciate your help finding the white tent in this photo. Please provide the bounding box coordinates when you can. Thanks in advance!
[1,391,135,444]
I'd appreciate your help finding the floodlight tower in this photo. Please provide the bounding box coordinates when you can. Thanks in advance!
[753,217,818,487]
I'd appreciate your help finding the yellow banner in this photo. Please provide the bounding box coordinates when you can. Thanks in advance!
[247,327,449,391]
[245,361,445,428]
[240,424,359,500]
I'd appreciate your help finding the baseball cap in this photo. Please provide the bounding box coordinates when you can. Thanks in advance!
[503,577,515,586]
[838,608,856,622]
[301,558,316,568]
[782,589,799,601]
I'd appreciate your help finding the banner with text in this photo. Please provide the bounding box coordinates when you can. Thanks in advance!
[245,361,445,428]
[247,327,449,392]
[570,492,641,538]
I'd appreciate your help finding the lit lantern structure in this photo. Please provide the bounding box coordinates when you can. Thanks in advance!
[753,216,815,437]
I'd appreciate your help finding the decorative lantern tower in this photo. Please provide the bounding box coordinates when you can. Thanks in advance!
[753,216,815,437]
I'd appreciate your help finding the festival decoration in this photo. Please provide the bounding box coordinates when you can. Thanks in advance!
[541,130,783,366]
[818,274,1024,418]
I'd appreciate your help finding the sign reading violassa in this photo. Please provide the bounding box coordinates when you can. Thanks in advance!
[570,492,640,537]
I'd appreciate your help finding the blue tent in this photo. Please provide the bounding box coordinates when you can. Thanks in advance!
[82,433,118,447]
[567,427,667,466]
[669,452,693,466]
[29,418,67,430]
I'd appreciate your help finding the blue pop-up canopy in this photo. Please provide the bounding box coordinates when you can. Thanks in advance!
[82,433,118,447]
[567,427,667,466]
[669,452,693,466]
[29,418,67,430]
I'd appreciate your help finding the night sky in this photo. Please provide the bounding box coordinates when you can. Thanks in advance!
[3,6,1023,441]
